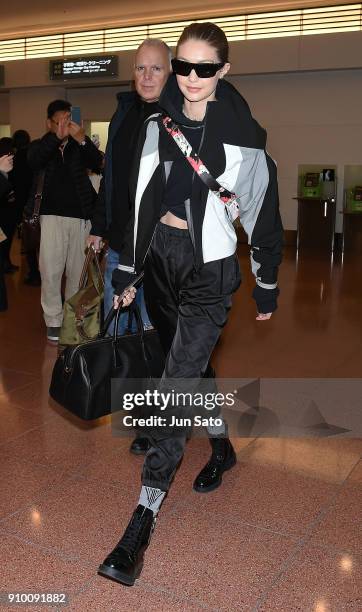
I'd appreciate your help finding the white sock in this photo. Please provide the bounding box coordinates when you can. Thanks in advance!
[138,485,166,516]
[206,417,226,437]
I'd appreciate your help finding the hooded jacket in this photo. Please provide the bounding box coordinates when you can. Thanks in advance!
[117,75,283,312]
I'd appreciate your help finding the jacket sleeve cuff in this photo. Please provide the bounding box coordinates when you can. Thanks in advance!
[89,227,105,238]
[252,285,279,314]
[112,268,136,295]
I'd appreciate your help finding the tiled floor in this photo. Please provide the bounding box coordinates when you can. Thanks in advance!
[0,243,361,611]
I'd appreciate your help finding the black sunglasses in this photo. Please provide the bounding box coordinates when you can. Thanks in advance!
[171,58,224,78]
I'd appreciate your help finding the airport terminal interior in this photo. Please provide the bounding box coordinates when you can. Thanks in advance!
[0,1,361,610]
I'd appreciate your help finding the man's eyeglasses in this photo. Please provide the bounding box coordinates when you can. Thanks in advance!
[171,58,224,79]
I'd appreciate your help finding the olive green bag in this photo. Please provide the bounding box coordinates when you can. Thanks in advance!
[58,246,104,353]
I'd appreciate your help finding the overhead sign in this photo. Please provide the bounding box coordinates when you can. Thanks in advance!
[50,55,118,80]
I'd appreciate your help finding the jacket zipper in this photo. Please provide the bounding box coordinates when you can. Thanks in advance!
[64,336,111,372]
[59,141,67,161]
[141,222,158,269]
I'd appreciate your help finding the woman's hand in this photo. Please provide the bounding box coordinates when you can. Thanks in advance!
[256,312,272,321]
[113,286,137,309]
[0,154,14,173]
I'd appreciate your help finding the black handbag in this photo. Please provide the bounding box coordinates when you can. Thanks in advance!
[49,305,165,420]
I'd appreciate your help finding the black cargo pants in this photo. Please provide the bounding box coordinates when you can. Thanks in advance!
[141,222,241,491]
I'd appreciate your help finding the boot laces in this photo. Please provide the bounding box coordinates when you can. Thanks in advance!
[119,511,147,555]
[211,438,227,461]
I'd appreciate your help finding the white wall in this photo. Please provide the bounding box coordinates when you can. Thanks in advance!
[229,69,362,231]
[67,85,129,122]
[9,86,66,140]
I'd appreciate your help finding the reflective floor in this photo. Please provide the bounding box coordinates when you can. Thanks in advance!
[0,241,361,611]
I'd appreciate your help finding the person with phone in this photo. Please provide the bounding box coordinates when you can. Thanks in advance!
[98,22,283,586]
[26,99,103,343]
[0,150,14,311]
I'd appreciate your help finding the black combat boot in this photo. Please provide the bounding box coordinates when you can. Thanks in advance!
[193,437,236,493]
[98,505,155,586]
[129,437,150,455]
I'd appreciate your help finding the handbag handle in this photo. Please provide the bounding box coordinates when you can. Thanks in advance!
[98,303,143,338]
[113,303,144,341]
[33,171,45,217]
[99,307,116,338]
[88,248,105,294]
[78,245,105,293]
[78,247,94,290]
[99,271,146,338]
[113,303,154,378]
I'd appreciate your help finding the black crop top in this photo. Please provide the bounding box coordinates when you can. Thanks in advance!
[160,125,203,221]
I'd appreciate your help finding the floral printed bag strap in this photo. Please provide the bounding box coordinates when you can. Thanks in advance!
[162,115,241,228]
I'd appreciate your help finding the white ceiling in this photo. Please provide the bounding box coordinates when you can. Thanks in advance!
[1,0,351,39]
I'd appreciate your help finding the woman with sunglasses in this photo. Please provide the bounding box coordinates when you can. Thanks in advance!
[99,22,283,586]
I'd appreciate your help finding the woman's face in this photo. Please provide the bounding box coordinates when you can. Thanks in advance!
[176,39,230,104]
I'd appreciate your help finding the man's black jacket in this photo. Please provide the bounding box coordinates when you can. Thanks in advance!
[27,132,103,220]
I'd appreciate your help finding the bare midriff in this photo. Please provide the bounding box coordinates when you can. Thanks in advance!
[160,211,188,229]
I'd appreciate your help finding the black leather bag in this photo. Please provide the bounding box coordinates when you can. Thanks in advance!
[49,305,165,420]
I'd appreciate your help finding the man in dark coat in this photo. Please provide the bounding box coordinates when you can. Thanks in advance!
[87,39,171,453]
